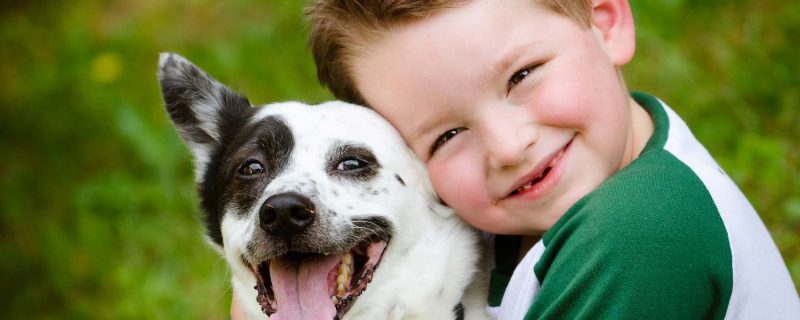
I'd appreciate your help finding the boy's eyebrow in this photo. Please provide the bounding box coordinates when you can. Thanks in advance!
[491,44,540,80]
[492,49,520,78]
[409,111,450,147]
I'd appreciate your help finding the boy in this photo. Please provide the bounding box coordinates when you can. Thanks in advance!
[303,0,800,319]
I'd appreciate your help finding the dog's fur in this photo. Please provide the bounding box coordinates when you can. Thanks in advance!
[157,53,487,320]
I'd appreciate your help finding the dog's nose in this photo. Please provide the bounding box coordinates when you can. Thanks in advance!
[259,192,316,237]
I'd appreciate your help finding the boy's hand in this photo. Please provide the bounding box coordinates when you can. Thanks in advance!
[231,292,245,320]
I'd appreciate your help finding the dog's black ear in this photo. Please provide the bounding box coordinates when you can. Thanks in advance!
[157,53,252,161]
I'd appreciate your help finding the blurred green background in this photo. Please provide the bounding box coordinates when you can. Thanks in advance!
[0,0,797,318]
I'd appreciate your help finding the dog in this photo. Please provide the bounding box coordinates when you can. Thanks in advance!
[157,53,488,320]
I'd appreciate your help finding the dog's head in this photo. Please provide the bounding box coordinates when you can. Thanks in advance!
[158,53,450,319]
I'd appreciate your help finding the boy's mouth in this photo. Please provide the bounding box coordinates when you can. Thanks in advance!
[508,139,573,197]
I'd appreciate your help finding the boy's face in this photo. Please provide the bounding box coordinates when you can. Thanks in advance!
[352,0,640,235]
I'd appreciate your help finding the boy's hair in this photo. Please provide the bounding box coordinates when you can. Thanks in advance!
[306,0,592,106]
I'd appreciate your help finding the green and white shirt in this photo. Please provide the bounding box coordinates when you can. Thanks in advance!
[487,93,800,319]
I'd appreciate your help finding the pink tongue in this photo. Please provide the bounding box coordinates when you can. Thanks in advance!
[268,254,342,320]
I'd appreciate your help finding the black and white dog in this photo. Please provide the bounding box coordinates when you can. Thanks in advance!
[158,53,487,320]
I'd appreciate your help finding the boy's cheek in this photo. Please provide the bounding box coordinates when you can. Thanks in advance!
[428,158,486,213]
[427,161,456,201]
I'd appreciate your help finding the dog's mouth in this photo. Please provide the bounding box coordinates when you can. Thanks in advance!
[252,239,389,319]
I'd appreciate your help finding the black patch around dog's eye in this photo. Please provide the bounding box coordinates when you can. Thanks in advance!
[222,115,294,199]
[200,115,294,246]
[326,143,380,181]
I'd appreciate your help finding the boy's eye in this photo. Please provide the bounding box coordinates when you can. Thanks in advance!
[430,127,465,155]
[509,69,530,87]
[507,62,543,91]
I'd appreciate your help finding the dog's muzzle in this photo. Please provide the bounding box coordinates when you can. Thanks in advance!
[249,192,392,319]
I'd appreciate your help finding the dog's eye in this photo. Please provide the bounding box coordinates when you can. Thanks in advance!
[239,160,265,176]
[336,158,367,171]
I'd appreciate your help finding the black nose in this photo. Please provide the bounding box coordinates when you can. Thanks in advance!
[259,192,316,237]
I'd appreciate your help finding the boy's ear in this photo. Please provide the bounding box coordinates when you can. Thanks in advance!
[590,0,636,66]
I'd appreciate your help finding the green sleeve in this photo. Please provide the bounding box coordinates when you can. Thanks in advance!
[525,153,733,319]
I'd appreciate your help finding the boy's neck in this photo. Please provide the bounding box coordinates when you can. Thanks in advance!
[619,96,654,169]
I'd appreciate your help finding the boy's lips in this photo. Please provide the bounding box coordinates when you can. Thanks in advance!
[503,138,574,200]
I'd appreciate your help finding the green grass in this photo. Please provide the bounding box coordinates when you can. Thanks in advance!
[1,0,797,318]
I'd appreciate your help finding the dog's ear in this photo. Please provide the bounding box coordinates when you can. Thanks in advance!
[157,53,252,163]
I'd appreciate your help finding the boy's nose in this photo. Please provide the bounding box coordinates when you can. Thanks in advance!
[480,115,536,170]
[486,135,529,169]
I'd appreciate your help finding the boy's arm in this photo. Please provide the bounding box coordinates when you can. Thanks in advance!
[528,223,730,319]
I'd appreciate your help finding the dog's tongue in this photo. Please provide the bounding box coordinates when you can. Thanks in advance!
[268,253,341,320]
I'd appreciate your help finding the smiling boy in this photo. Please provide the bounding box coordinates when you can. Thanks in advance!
[304,0,800,319]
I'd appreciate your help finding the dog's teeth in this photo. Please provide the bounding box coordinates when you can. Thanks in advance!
[334,252,353,298]
[337,272,348,284]
[331,296,339,305]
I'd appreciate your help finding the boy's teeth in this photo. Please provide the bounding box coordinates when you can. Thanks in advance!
[515,166,555,193]
[516,181,534,193]
[516,172,543,193]
[514,148,565,194]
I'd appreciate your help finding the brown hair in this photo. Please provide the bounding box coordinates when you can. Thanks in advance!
[306,0,592,105]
